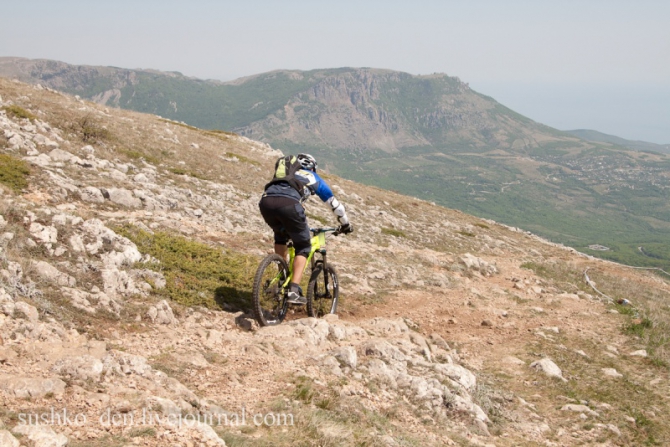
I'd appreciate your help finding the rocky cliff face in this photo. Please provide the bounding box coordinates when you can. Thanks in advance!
[236,69,532,152]
[0,58,550,152]
[1,77,670,446]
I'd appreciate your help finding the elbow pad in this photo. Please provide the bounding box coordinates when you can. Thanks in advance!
[327,197,349,225]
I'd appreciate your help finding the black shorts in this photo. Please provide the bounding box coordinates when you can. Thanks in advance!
[259,195,312,257]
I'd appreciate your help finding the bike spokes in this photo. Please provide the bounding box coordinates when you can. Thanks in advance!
[307,265,339,318]
[252,254,289,326]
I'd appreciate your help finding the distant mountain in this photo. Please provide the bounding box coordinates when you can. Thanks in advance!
[566,129,670,155]
[2,56,669,269]
[0,57,562,152]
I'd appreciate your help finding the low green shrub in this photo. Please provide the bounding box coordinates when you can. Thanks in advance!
[2,105,36,121]
[167,167,206,179]
[381,227,406,238]
[223,152,260,166]
[457,231,476,237]
[73,114,111,142]
[0,154,31,192]
[116,225,256,310]
[119,148,159,164]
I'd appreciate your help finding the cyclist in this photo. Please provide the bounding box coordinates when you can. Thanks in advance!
[259,153,353,304]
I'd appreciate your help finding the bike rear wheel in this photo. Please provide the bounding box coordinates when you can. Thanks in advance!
[307,262,339,318]
[252,254,290,326]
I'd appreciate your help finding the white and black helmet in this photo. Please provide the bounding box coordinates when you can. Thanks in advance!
[297,153,317,172]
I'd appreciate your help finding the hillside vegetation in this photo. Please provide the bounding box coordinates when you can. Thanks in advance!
[2,57,668,272]
[1,77,670,446]
[566,129,670,155]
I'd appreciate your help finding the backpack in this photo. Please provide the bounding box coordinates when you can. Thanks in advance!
[264,155,312,198]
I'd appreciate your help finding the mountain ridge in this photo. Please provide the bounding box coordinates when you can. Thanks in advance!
[565,128,670,154]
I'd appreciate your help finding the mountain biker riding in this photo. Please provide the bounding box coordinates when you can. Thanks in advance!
[259,153,353,304]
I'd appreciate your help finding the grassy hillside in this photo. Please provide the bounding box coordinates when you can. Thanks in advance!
[3,77,670,446]
[2,58,669,271]
[567,129,670,154]
[290,143,670,271]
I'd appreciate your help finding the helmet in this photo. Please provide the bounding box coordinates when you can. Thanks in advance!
[297,153,317,172]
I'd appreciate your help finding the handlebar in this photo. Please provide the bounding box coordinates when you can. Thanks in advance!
[310,227,339,234]
[311,227,349,236]
[311,226,352,237]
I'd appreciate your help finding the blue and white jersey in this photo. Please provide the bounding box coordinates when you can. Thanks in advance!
[264,169,333,203]
[294,169,333,202]
[263,168,350,226]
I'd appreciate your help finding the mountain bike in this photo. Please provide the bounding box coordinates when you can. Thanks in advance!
[252,227,340,326]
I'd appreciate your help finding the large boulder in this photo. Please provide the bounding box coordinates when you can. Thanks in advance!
[102,188,142,208]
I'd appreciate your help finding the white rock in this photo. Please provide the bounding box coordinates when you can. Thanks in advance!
[602,368,623,378]
[366,359,398,389]
[459,253,498,276]
[12,423,68,447]
[29,222,58,244]
[133,173,150,183]
[607,424,622,437]
[530,358,567,381]
[80,186,105,203]
[557,293,580,300]
[32,261,76,287]
[331,346,358,369]
[146,300,176,325]
[629,350,648,357]
[0,430,19,447]
[33,133,59,149]
[0,376,66,398]
[48,148,73,162]
[434,363,477,391]
[104,188,142,208]
[101,268,141,299]
[14,301,39,322]
[51,355,104,381]
[109,169,127,181]
[100,244,142,268]
[176,421,226,446]
[561,404,598,417]
[502,356,525,365]
[104,352,152,377]
[69,234,86,252]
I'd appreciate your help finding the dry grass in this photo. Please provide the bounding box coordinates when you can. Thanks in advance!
[511,259,670,444]
[586,268,670,367]
[217,376,428,447]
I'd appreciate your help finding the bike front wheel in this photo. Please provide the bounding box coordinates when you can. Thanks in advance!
[307,262,339,318]
[252,254,290,326]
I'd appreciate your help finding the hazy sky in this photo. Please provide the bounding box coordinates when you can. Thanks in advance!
[2,0,669,143]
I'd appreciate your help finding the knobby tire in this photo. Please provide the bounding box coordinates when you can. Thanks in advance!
[307,262,339,318]
[252,254,289,326]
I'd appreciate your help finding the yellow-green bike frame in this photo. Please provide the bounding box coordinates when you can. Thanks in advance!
[252,227,340,326]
